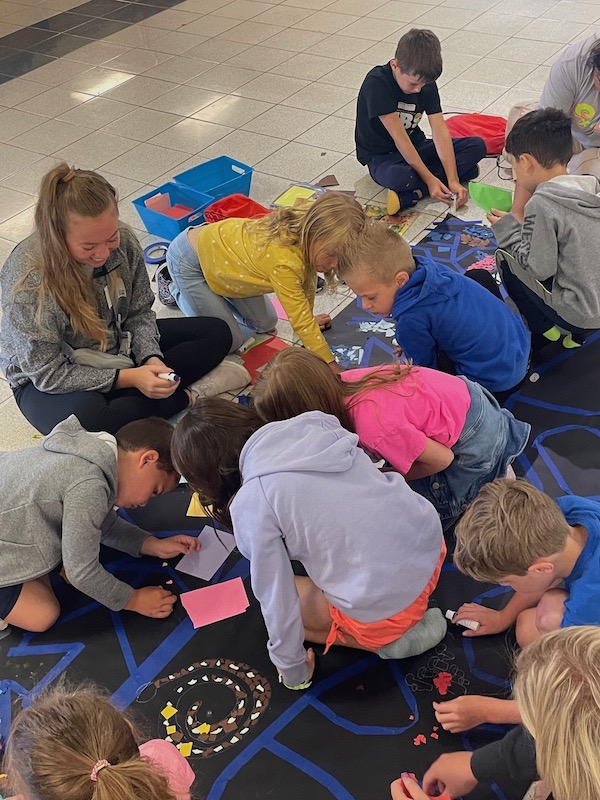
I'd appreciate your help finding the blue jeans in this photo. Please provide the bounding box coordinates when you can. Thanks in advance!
[409,377,530,521]
[166,228,278,352]
[368,136,487,195]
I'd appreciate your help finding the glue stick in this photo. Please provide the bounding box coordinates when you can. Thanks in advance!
[445,609,480,631]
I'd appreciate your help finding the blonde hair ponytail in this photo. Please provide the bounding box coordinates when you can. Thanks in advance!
[19,163,119,349]
[5,686,177,800]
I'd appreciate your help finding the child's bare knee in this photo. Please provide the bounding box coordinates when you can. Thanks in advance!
[535,590,566,634]
[30,601,60,632]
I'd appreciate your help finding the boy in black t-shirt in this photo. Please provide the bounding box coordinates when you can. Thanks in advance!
[355,29,487,213]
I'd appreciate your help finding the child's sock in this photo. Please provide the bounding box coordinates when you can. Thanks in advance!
[386,189,420,215]
[563,333,582,349]
[542,325,561,342]
[377,608,447,660]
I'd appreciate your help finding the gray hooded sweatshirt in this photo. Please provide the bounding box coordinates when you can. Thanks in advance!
[540,34,600,149]
[0,415,149,610]
[0,227,162,393]
[493,174,600,328]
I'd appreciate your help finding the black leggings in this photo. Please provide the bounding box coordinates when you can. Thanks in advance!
[14,316,232,434]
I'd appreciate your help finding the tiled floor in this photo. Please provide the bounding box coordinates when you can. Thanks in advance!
[0,0,597,448]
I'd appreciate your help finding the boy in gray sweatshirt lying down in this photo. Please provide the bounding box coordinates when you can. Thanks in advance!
[0,414,199,633]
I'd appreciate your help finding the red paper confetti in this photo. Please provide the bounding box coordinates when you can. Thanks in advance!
[409,714,414,720]
[430,732,439,739]
[433,726,439,731]
[433,671,453,695]
[413,734,427,746]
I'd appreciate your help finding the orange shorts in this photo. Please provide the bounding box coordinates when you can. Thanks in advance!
[324,542,447,653]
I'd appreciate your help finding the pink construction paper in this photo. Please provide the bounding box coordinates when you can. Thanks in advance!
[180,577,249,629]
[271,296,289,320]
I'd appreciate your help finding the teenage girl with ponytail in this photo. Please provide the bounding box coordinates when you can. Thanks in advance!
[0,163,241,435]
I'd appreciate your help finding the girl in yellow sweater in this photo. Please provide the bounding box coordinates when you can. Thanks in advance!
[166,193,365,371]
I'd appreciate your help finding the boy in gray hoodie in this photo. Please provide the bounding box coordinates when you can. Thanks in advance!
[488,108,600,351]
[0,415,199,633]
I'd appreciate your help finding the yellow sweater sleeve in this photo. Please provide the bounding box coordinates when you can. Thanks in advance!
[267,251,334,364]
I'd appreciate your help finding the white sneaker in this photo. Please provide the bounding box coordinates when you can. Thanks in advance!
[188,357,251,401]
[0,618,10,639]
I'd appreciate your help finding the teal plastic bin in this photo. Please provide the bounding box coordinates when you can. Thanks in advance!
[174,157,253,202]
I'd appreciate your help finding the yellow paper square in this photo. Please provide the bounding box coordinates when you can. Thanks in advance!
[273,186,315,207]
[166,725,176,734]
[161,705,177,720]
[186,493,213,517]
[178,742,192,757]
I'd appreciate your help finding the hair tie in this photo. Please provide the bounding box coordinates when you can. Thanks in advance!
[90,760,110,782]
[62,169,77,183]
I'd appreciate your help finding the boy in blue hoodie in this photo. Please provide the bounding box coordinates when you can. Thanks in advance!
[337,222,530,398]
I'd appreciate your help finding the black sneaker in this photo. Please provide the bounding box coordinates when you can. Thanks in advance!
[316,276,325,293]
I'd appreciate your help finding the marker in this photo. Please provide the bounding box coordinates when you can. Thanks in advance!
[158,372,180,382]
[445,609,480,631]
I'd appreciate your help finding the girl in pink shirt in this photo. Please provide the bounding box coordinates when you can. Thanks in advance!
[253,349,530,523]
[4,686,195,800]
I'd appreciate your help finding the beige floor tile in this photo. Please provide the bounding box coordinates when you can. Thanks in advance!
[464,11,532,35]
[368,1,435,21]
[103,75,174,105]
[315,154,378,195]
[226,44,293,70]
[281,81,357,114]
[0,156,60,194]
[270,53,345,81]
[339,16,404,40]
[199,128,286,165]
[102,107,183,141]
[53,130,139,170]
[487,37,562,64]
[261,27,328,52]
[26,59,94,87]
[234,72,310,103]
[65,67,135,97]
[103,49,172,75]
[187,64,262,93]
[149,117,233,153]
[102,142,189,182]
[222,21,285,45]
[0,188,34,224]
[0,108,46,142]
[351,40,395,64]
[541,0,600,22]
[216,0,278,20]
[193,95,273,127]
[252,4,314,25]
[62,40,132,66]
[147,84,223,115]
[413,5,480,26]
[295,115,355,152]
[15,86,93,118]
[514,17,587,43]
[0,79,48,108]
[442,29,508,57]
[142,55,215,83]
[514,64,551,92]
[139,8,201,30]
[327,0,388,12]
[255,140,345,181]
[178,13,241,36]
[243,104,325,139]
[140,30,207,56]
[305,33,373,59]
[332,99,356,120]
[319,60,370,89]
[483,85,541,115]
[184,38,251,63]
[0,205,36,242]
[12,119,93,156]
[293,10,359,34]
[440,78,509,112]
[457,58,536,88]
[58,97,136,128]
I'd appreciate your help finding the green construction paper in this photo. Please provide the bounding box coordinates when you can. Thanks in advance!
[468,181,513,214]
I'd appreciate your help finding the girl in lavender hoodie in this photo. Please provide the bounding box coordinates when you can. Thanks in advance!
[171,399,446,690]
